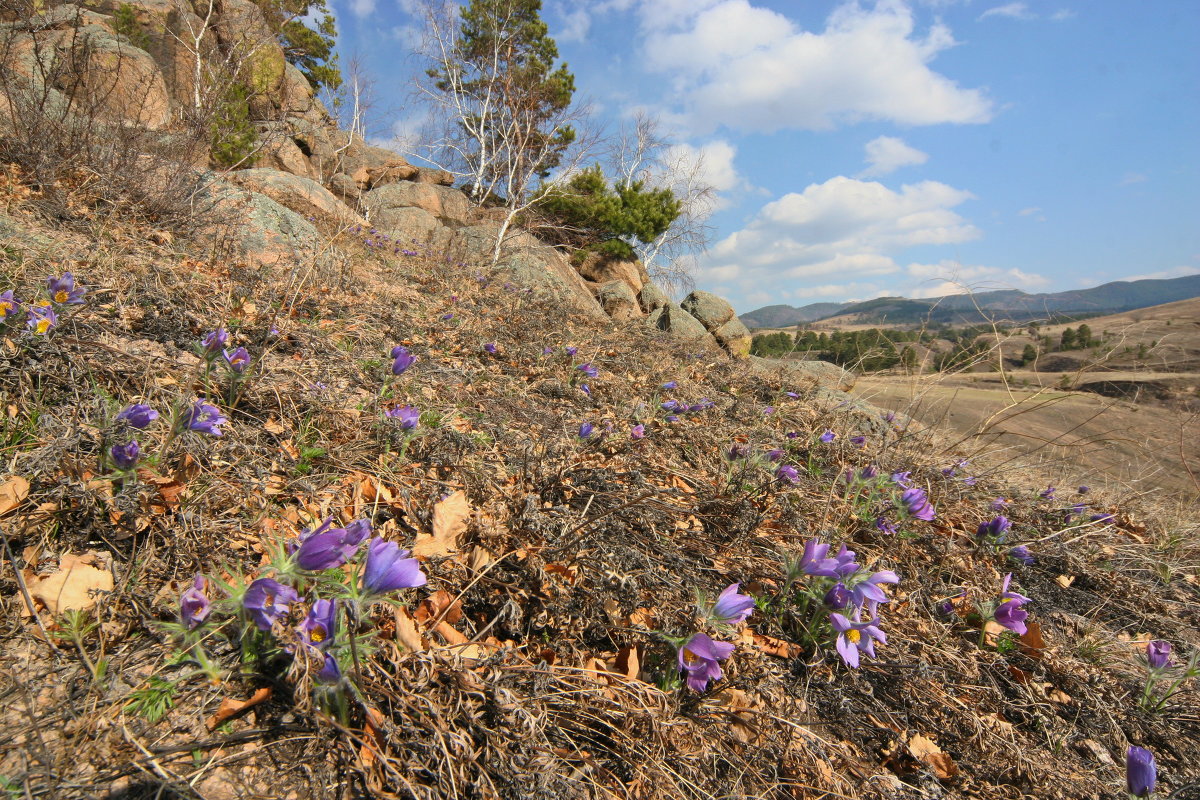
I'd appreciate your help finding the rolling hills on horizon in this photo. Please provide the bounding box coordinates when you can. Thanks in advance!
[740,273,1200,329]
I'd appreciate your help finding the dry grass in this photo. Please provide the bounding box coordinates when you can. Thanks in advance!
[0,184,1198,800]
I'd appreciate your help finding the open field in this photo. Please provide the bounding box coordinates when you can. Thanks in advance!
[853,370,1200,498]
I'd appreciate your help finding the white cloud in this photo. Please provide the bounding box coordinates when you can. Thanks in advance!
[904,260,1050,297]
[664,140,741,193]
[1119,172,1148,185]
[1017,205,1046,222]
[1049,9,1076,21]
[350,0,376,17]
[698,175,981,295]
[978,3,1035,21]
[1118,266,1200,282]
[554,5,592,42]
[641,0,994,133]
[858,136,929,177]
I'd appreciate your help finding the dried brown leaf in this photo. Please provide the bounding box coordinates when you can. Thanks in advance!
[0,475,29,516]
[412,490,470,557]
[205,687,272,732]
[27,552,114,614]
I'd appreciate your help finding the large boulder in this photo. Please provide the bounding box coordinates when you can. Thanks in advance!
[337,139,418,188]
[226,168,366,227]
[713,317,752,358]
[680,290,735,331]
[759,357,856,393]
[576,254,646,294]
[198,175,322,266]
[78,0,219,110]
[638,283,669,313]
[373,206,447,247]
[360,182,470,226]
[646,303,709,339]
[49,29,172,130]
[595,280,640,322]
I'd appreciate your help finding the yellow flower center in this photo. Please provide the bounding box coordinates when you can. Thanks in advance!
[682,649,698,664]
[846,629,861,644]
[35,319,51,335]
[54,290,69,303]
[310,626,326,643]
[0,301,11,316]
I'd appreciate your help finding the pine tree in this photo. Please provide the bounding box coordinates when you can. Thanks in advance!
[1021,343,1038,365]
[254,0,342,90]
[428,0,576,202]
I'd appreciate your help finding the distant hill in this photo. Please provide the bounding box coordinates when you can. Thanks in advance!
[740,302,847,329]
[742,274,1200,329]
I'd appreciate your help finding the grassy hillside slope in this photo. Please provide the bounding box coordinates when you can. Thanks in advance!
[0,190,1198,800]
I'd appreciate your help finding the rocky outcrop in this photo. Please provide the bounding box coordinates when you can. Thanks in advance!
[595,280,640,322]
[2,0,761,357]
[646,303,710,339]
[226,169,367,227]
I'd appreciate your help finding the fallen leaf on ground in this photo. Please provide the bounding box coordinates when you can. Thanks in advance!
[394,607,425,653]
[908,733,959,780]
[205,687,272,731]
[412,490,470,557]
[0,475,29,516]
[27,552,114,614]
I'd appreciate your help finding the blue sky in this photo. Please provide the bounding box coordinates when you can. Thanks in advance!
[331,0,1200,313]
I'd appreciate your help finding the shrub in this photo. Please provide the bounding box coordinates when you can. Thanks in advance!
[537,165,680,261]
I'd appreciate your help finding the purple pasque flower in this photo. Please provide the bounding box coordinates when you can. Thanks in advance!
[116,403,158,429]
[874,517,898,535]
[977,516,1012,542]
[798,538,835,577]
[580,383,591,396]
[1066,502,1086,520]
[662,381,677,390]
[849,569,899,607]
[775,464,799,484]
[664,414,679,422]
[1077,485,1090,494]
[316,652,342,684]
[830,611,886,668]
[676,633,735,692]
[1126,746,1156,799]
[990,497,1009,511]
[765,448,784,462]
[201,327,228,353]
[541,346,554,356]
[1039,485,1056,500]
[223,346,251,374]
[440,312,454,321]
[690,398,715,411]
[385,405,419,430]
[298,599,337,650]
[1146,640,1172,670]
[890,471,912,487]
[783,391,800,399]
[110,440,140,470]
[564,346,577,356]
[0,289,19,320]
[243,578,300,631]
[819,429,835,443]
[762,406,775,415]
[1091,512,1115,523]
[47,272,85,305]
[661,400,682,413]
[709,584,755,625]
[824,582,851,610]
[483,342,498,354]
[900,487,936,521]
[859,465,879,480]
[993,573,1030,635]
[180,574,211,630]
[390,345,416,375]
[577,363,599,378]
[849,435,866,447]
[187,400,226,436]
[578,422,594,440]
[630,424,645,440]
[294,519,364,571]
[1008,545,1034,566]
[27,304,57,335]
[361,538,427,596]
